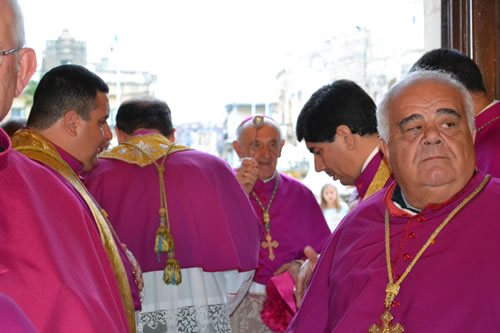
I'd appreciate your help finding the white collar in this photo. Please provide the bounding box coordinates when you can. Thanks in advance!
[262,171,277,184]
[392,201,418,216]
[400,190,420,214]
[477,100,499,117]
[361,146,379,173]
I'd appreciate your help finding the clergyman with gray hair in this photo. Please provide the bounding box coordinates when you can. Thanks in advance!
[410,47,500,177]
[287,70,500,332]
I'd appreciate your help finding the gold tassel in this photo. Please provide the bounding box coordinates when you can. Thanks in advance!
[155,208,174,256]
[163,250,182,285]
[124,141,183,287]
[154,223,174,255]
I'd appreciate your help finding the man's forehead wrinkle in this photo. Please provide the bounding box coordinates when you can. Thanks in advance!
[394,95,462,120]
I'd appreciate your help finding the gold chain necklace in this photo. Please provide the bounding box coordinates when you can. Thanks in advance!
[369,174,491,332]
[251,172,280,261]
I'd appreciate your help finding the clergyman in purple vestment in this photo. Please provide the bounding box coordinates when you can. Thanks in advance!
[1,128,129,332]
[288,70,500,332]
[86,98,261,333]
[11,64,141,332]
[292,79,394,308]
[0,2,129,331]
[410,48,500,177]
[231,115,330,332]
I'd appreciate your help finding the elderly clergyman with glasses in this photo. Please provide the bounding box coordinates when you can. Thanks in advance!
[0,0,134,332]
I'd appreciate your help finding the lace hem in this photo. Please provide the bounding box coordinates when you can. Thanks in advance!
[139,304,231,333]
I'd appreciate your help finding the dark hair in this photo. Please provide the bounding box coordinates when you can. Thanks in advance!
[409,48,486,93]
[116,98,174,137]
[1,118,26,137]
[296,79,377,142]
[27,64,109,130]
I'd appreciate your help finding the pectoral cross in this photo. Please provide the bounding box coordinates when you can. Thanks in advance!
[261,234,279,261]
[368,310,404,333]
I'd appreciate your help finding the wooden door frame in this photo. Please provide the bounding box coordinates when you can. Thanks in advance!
[442,0,500,99]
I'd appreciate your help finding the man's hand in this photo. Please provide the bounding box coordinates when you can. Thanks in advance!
[294,246,319,308]
[121,243,144,296]
[273,259,304,283]
[235,158,259,194]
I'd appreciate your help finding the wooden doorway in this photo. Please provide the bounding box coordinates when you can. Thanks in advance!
[442,0,500,99]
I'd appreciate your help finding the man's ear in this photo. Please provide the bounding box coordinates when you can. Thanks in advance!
[168,128,176,142]
[63,110,80,136]
[336,125,354,150]
[115,128,129,143]
[232,140,243,158]
[379,137,391,168]
[277,139,285,158]
[15,48,37,97]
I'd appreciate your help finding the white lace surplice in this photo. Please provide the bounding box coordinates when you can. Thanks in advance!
[137,268,254,333]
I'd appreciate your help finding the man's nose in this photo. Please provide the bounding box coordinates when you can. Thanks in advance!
[104,123,113,140]
[314,155,325,172]
[259,145,271,158]
[422,124,442,146]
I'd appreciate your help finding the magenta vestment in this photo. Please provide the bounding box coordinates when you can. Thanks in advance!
[86,139,260,273]
[288,172,500,332]
[0,128,129,332]
[52,145,141,310]
[249,173,330,285]
[475,101,500,177]
[0,294,37,332]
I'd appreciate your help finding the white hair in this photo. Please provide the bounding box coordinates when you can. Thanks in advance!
[7,0,26,49]
[235,115,283,143]
[377,70,475,143]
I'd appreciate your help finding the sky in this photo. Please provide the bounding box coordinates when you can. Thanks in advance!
[18,0,411,124]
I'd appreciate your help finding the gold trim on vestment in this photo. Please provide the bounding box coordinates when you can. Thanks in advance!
[364,158,391,199]
[99,133,190,166]
[119,136,185,285]
[12,129,136,333]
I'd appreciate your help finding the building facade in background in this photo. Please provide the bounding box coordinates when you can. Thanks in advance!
[5,30,157,125]
[223,0,439,199]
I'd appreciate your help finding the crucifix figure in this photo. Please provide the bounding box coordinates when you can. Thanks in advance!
[261,234,279,261]
[368,309,404,333]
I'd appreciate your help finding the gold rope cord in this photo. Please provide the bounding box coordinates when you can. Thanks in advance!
[122,140,182,285]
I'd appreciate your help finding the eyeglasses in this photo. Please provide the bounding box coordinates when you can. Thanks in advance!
[0,48,19,65]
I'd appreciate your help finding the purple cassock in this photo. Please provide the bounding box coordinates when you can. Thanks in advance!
[353,149,393,202]
[288,171,500,332]
[0,129,129,332]
[86,137,260,274]
[0,294,37,333]
[51,145,141,310]
[475,101,500,177]
[249,173,330,285]
[11,128,141,312]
